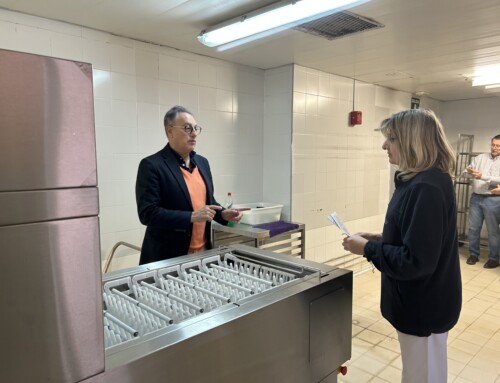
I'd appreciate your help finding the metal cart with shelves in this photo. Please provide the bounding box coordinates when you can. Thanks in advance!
[454,134,475,244]
[212,221,305,259]
[453,133,485,247]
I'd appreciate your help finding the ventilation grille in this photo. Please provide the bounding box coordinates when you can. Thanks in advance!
[294,11,384,40]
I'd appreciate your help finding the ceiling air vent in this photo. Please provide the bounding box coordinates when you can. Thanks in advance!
[294,11,384,40]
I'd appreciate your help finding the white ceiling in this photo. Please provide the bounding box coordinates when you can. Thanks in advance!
[2,0,500,101]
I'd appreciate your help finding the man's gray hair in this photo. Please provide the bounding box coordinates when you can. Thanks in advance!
[164,105,193,127]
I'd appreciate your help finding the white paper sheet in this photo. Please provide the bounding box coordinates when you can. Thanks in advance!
[327,212,351,237]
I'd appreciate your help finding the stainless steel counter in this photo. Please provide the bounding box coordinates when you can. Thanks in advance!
[212,221,306,258]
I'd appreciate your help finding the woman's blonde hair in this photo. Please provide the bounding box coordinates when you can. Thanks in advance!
[379,109,456,181]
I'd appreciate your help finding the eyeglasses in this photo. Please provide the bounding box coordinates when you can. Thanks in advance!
[170,124,202,135]
[491,144,500,148]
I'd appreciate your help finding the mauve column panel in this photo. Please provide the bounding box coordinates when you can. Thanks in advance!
[0,49,97,191]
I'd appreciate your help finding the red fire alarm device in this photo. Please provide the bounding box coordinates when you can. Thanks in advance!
[350,111,362,125]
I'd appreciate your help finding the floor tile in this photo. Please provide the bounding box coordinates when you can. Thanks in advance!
[377,337,401,354]
[447,345,474,364]
[369,377,390,383]
[458,364,498,383]
[389,357,402,371]
[354,354,387,376]
[485,337,500,352]
[351,337,375,356]
[449,338,482,355]
[375,364,401,382]
[352,324,365,337]
[448,358,466,376]
[367,319,396,337]
[455,330,489,347]
[363,345,399,365]
[466,357,500,375]
[452,376,475,383]
[356,329,387,346]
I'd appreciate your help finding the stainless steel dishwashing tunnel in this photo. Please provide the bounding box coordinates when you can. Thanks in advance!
[86,245,352,383]
[3,240,352,383]
[90,245,353,383]
[2,243,353,382]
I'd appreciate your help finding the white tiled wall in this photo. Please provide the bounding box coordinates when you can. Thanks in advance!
[441,97,500,152]
[0,9,264,268]
[263,65,294,219]
[291,65,410,266]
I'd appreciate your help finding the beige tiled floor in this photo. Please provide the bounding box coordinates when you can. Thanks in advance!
[337,247,500,383]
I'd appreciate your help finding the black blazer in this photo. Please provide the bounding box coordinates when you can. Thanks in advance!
[136,144,226,264]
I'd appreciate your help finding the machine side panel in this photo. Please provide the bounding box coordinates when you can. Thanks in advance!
[0,217,104,382]
[310,274,353,381]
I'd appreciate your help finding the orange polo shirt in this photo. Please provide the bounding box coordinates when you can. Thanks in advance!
[181,167,207,252]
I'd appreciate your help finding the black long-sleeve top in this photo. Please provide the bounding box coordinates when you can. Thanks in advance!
[364,168,462,336]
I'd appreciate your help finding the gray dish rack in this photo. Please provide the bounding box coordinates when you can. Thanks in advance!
[103,250,298,349]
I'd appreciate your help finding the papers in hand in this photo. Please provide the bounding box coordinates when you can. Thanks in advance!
[327,212,351,237]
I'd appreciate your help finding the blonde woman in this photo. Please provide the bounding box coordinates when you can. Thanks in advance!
[343,109,462,383]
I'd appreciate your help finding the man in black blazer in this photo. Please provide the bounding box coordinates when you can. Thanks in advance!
[136,105,242,265]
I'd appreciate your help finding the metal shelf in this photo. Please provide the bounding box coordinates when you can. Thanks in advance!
[454,134,474,244]
[212,222,305,259]
[453,134,485,248]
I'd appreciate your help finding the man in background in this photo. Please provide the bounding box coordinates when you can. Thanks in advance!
[463,134,500,269]
[136,105,242,265]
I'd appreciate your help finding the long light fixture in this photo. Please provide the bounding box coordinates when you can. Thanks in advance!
[471,65,500,87]
[197,0,370,48]
[484,84,500,94]
[472,76,500,87]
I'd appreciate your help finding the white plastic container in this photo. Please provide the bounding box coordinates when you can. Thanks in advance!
[233,202,284,225]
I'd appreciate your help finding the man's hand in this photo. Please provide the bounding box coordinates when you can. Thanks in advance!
[221,208,250,223]
[491,185,500,195]
[191,205,222,222]
[466,166,482,179]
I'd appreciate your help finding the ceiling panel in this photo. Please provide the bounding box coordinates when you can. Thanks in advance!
[1,0,500,101]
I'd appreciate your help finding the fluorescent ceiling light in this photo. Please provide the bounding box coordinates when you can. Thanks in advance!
[471,65,500,86]
[484,89,500,94]
[472,76,500,87]
[198,0,370,48]
[484,85,500,94]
